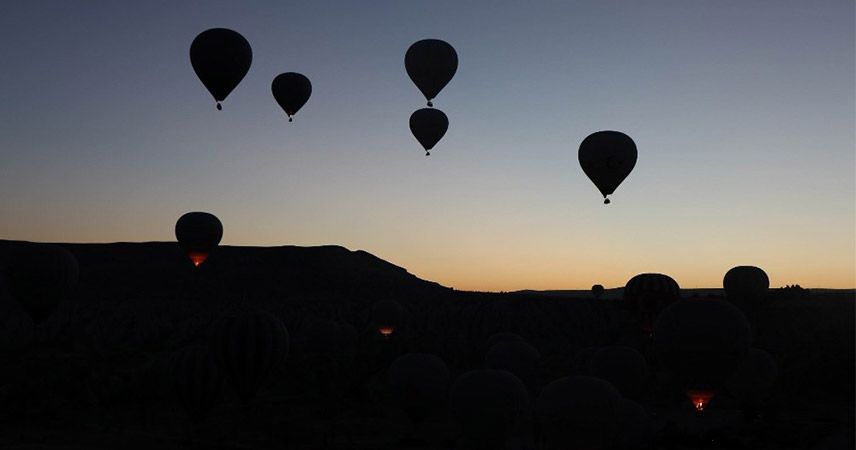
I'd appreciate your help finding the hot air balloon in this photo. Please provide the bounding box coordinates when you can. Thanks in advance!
[388,353,450,423]
[591,284,605,299]
[578,131,637,204]
[653,299,751,412]
[588,346,648,399]
[484,331,525,353]
[405,39,458,107]
[624,273,681,335]
[371,300,405,338]
[535,376,623,450]
[190,28,252,110]
[485,340,541,393]
[724,266,769,321]
[169,345,223,418]
[175,212,223,267]
[209,308,289,404]
[449,369,529,450]
[726,347,777,414]
[409,108,448,156]
[3,244,78,324]
[613,399,655,450]
[271,72,312,122]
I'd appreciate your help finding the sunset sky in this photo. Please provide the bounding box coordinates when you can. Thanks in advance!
[1,1,853,291]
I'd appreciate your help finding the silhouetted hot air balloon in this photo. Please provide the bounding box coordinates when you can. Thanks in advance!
[578,131,637,204]
[726,347,778,413]
[535,376,623,450]
[653,298,751,412]
[190,28,252,110]
[624,273,681,335]
[409,108,448,156]
[3,244,78,324]
[485,340,541,393]
[588,346,648,399]
[724,266,769,321]
[169,345,223,418]
[175,212,223,267]
[449,369,529,450]
[592,284,605,299]
[613,399,655,450]
[484,331,525,353]
[405,39,458,107]
[271,72,312,122]
[388,353,450,423]
[210,308,289,404]
[372,300,405,338]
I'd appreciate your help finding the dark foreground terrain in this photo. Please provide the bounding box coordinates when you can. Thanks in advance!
[0,241,853,449]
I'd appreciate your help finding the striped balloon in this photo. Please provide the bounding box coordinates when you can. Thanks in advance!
[624,273,681,333]
[169,345,223,418]
[210,308,289,403]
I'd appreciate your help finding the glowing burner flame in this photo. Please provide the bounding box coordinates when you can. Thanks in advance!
[687,390,715,412]
[188,251,209,267]
[378,326,395,337]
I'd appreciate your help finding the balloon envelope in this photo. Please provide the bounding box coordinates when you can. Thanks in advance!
[405,39,458,105]
[175,212,223,266]
[536,376,623,450]
[591,284,605,299]
[624,273,681,334]
[3,244,78,324]
[449,369,528,446]
[388,353,450,422]
[190,28,252,109]
[578,131,637,204]
[271,72,312,121]
[588,346,648,399]
[410,108,448,155]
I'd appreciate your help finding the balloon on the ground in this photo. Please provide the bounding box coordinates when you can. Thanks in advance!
[613,399,655,449]
[726,347,778,408]
[578,131,637,204]
[271,72,312,122]
[653,298,752,411]
[591,284,605,299]
[536,376,622,450]
[588,345,648,399]
[449,369,528,448]
[409,108,448,156]
[484,331,525,353]
[190,28,252,110]
[175,212,223,267]
[624,273,681,335]
[485,340,541,392]
[388,353,450,422]
[169,345,222,418]
[3,244,78,324]
[210,308,289,403]
[405,39,458,107]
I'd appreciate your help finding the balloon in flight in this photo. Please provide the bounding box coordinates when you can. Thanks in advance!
[578,131,637,204]
[410,108,448,156]
[591,284,605,299]
[405,39,458,107]
[271,72,312,122]
[175,212,223,267]
[624,273,681,335]
[190,28,252,110]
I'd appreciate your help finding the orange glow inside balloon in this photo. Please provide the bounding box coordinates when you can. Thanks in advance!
[687,390,715,411]
[188,251,209,267]
[378,326,395,337]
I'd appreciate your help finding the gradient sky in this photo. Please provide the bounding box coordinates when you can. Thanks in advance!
[1,1,854,290]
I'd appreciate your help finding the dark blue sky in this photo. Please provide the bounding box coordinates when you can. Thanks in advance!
[1,1,853,289]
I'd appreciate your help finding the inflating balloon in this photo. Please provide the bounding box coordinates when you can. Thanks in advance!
[578,131,637,204]
[449,369,528,449]
[485,340,541,392]
[591,284,605,299]
[210,308,289,404]
[169,345,223,418]
[624,273,681,335]
[388,353,450,423]
[653,299,751,412]
[271,72,312,122]
[405,39,458,107]
[588,346,648,399]
[726,347,777,410]
[3,244,78,324]
[409,108,448,156]
[724,266,769,320]
[484,331,525,353]
[372,300,405,338]
[190,28,252,110]
[175,212,223,267]
[536,376,622,450]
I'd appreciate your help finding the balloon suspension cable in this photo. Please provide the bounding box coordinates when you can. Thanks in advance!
[604,198,611,205]
[216,102,222,111]
[427,100,433,107]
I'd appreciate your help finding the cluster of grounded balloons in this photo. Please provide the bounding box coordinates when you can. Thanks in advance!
[191,29,635,203]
